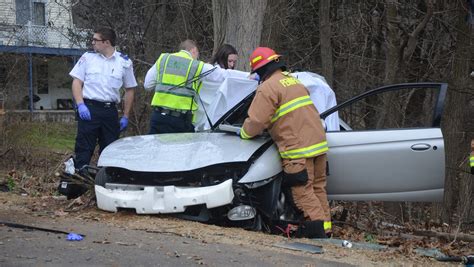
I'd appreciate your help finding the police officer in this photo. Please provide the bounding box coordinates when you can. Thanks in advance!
[69,28,137,170]
[239,47,331,238]
[143,39,248,134]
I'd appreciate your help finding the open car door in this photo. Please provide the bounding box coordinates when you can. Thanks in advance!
[321,83,447,202]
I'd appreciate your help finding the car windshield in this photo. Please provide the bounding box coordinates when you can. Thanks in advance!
[211,91,255,129]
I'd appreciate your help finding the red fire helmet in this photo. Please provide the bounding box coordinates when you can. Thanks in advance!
[249,47,280,73]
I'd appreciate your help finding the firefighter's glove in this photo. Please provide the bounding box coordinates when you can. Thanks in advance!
[471,166,474,175]
[119,116,128,132]
[77,103,91,121]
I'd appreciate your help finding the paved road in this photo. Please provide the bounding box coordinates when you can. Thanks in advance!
[0,211,353,266]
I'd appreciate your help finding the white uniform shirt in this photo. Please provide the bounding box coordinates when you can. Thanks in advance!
[69,50,137,103]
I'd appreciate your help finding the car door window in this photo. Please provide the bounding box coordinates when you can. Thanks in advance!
[321,83,447,131]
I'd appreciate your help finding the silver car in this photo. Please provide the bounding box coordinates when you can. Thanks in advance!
[94,82,446,229]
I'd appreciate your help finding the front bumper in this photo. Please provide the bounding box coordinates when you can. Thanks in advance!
[95,179,234,214]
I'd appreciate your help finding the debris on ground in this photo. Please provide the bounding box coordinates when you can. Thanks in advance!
[313,238,387,251]
[0,220,84,237]
[273,241,324,254]
[66,233,84,241]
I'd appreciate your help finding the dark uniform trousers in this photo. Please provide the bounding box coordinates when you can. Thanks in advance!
[148,107,194,134]
[74,99,119,169]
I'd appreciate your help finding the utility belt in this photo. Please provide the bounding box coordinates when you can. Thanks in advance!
[153,106,193,121]
[83,99,116,108]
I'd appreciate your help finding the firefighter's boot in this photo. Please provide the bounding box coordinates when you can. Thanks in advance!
[296,220,327,238]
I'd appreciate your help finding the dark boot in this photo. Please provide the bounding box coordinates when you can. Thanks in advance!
[296,220,327,238]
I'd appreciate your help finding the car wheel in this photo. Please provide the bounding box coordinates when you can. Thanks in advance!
[242,213,262,231]
[95,167,112,187]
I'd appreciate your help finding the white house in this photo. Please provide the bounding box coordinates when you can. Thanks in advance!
[0,0,88,111]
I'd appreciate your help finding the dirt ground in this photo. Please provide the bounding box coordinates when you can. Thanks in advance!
[0,192,464,266]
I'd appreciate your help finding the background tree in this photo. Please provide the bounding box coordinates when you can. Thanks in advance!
[439,0,473,226]
[212,0,267,71]
[319,0,334,87]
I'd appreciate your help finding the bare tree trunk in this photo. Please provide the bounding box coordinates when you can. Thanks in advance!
[212,0,267,71]
[144,0,168,63]
[439,0,474,225]
[211,0,226,54]
[401,0,433,63]
[319,0,334,87]
[261,0,287,51]
[384,0,400,84]
[375,0,401,130]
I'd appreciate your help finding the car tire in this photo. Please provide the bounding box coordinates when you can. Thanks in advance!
[243,213,262,231]
[95,167,111,187]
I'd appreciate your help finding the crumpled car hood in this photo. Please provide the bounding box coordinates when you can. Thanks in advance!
[98,133,270,172]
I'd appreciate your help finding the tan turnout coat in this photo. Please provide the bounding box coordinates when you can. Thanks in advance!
[241,71,327,159]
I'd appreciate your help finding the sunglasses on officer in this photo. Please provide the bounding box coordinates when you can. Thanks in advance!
[91,38,107,43]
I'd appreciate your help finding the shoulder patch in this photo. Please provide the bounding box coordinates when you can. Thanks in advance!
[78,55,87,65]
[119,52,130,61]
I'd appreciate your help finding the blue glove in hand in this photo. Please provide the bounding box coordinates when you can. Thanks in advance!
[119,116,128,132]
[77,103,91,121]
[236,128,241,137]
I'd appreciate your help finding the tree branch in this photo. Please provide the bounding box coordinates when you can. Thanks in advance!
[403,0,434,62]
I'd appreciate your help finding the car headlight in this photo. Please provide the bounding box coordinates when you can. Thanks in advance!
[227,205,256,221]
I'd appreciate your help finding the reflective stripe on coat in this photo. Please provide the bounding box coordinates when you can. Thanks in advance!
[241,71,327,159]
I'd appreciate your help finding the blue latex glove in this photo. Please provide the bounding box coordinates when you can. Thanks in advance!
[119,116,128,132]
[66,233,83,241]
[236,128,241,137]
[254,73,260,81]
[77,103,91,121]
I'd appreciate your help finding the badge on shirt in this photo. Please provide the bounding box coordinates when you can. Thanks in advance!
[78,55,86,65]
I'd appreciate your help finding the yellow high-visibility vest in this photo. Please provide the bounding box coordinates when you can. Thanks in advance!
[151,50,204,111]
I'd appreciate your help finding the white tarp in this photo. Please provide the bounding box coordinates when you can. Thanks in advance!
[195,71,340,132]
[292,72,340,131]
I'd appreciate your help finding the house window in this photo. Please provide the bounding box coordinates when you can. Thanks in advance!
[15,0,47,25]
[15,0,30,25]
[33,2,46,26]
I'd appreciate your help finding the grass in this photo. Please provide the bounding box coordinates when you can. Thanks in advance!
[6,122,77,152]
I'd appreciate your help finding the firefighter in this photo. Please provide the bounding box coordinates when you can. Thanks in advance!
[470,139,474,175]
[239,47,331,238]
[143,40,248,134]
